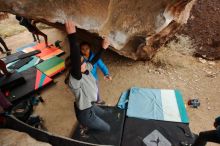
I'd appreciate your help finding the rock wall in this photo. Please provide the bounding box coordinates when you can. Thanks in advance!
[0,0,197,60]
[0,12,8,21]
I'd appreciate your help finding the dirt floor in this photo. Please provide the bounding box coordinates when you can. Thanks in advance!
[1,25,220,145]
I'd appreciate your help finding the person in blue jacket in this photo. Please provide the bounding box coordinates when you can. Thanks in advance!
[80,41,112,105]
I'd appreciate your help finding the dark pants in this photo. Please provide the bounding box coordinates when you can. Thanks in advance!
[193,130,220,146]
[30,28,48,46]
[75,104,110,132]
[0,37,10,53]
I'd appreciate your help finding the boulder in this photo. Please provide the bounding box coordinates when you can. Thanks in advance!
[0,0,197,60]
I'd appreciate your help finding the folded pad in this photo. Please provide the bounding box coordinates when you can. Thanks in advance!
[118,87,189,123]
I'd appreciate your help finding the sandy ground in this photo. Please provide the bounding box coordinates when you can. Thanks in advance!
[1,27,220,146]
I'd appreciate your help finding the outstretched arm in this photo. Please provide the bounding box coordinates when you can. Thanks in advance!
[65,20,82,80]
[90,37,110,65]
[97,59,109,76]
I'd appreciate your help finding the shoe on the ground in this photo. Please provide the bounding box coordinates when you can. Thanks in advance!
[6,51,11,56]
[80,126,89,138]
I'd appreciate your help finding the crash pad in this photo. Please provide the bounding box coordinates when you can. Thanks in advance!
[7,56,42,73]
[1,52,24,64]
[36,56,65,77]
[36,46,64,60]
[6,67,52,103]
[121,117,194,146]
[18,50,41,59]
[72,106,126,146]
[0,73,25,90]
[22,43,64,60]
[118,87,189,123]
[8,57,33,70]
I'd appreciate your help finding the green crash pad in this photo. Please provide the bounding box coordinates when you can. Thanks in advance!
[36,56,65,77]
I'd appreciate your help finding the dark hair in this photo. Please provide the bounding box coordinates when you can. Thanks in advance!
[79,41,92,54]
[80,41,92,49]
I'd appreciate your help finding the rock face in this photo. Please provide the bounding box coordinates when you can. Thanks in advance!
[0,12,8,21]
[0,0,197,60]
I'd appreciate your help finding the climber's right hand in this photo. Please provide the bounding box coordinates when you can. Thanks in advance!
[65,19,76,34]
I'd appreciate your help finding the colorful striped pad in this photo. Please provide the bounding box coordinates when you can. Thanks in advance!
[118,87,189,123]
[35,69,52,90]
[7,56,41,73]
[22,43,64,60]
[22,43,47,53]
[36,56,65,77]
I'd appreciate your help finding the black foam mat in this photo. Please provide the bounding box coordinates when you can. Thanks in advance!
[6,68,37,102]
[18,50,41,59]
[8,57,33,69]
[121,117,194,146]
[1,52,24,64]
[0,73,25,90]
[72,106,126,146]
[6,67,52,103]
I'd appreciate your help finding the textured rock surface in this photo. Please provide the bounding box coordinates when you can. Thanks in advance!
[0,0,196,60]
[0,12,8,21]
[0,129,51,146]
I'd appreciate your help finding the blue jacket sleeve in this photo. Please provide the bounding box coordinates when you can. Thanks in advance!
[97,59,109,76]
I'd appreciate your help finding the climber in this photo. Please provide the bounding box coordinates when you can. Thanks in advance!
[15,16,49,47]
[65,19,111,132]
[80,41,112,105]
[0,37,11,55]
